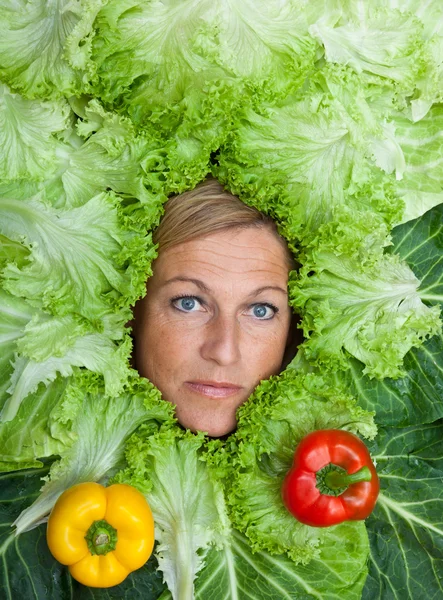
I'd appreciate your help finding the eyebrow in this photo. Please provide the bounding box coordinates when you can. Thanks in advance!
[162,276,287,296]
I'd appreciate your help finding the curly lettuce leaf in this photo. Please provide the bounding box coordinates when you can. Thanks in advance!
[0,288,34,398]
[1,332,132,424]
[0,279,138,424]
[0,84,71,181]
[390,107,443,223]
[0,96,166,215]
[59,99,164,209]
[216,70,404,241]
[202,0,316,97]
[0,191,154,319]
[0,0,104,98]
[13,371,175,535]
[332,203,443,426]
[92,0,315,106]
[91,0,317,189]
[206,370,376,565]
[0,379,70,471]
[309,4,428,95]
[292,214,441,378]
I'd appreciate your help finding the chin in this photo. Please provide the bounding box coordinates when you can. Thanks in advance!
[177,412,238,438]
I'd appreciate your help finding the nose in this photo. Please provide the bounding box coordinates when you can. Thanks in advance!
[200,313,241,366]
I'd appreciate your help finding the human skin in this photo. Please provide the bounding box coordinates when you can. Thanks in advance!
[134,226,293,437]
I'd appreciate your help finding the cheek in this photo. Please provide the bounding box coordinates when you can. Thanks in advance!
[136,312,199,381]
[245,325,289,379]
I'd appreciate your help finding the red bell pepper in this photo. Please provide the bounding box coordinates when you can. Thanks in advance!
[281,429,379,527]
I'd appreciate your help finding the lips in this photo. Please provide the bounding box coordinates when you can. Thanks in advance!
[185,381,243,398]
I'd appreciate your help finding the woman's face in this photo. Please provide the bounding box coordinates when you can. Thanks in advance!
[134,226,293,437]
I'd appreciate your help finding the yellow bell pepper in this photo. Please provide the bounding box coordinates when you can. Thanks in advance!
[46,482,155,588]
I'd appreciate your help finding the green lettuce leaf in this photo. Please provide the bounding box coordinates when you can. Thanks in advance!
[0,285,136,424]
[390,107,443,224]
[0,289,34,400]
[91,0,317,192]
[14,371,174,534]
[215,68,404,240]
[0,191,154,319]
[333,331,443,428]
[308,4,428,96]
[358,0,443,120]
[57,99,164,210]
[0,94,166,215]
[0,379,69,471]
[330,203,443,426]
[0,0,104,98]
[1,332,132,424]
[292,213,441,379]
[363,421,443,599]
[115,428,230,600]
[13,371,175,535]
[92,0,315,107]
[207,370,376,564]
[0,84,71,181]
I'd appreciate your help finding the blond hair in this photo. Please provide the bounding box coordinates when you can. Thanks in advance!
[154,177,294,268]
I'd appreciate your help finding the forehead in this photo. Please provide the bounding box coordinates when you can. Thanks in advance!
[153,227,290,285]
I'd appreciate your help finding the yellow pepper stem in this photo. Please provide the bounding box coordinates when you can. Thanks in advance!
[85,519,118,556]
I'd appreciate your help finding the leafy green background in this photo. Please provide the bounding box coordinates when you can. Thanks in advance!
[0,463,167,600]
[1,464,369,600]
[363,422,443,600]
[336,203,443,428]
[3,421,443,600]
[2,204,443,600]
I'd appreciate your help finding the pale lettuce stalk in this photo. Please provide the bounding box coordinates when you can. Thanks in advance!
[115,429,231,600]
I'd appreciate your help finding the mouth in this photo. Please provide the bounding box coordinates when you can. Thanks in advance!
[185,381,243,399]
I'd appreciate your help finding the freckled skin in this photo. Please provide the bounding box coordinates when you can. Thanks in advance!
[134,227,293,437]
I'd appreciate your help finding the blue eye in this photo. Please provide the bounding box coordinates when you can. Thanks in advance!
[251,303,278,320]
[171,295,202,312]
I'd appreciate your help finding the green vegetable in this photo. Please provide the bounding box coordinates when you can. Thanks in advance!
[291,213,441,379]
[364,421,443,599]
[206,370,377,563]
[0,1,442,598]
[12,372,175,535]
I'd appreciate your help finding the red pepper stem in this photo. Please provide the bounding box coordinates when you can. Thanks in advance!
[316,464,372,496]
[325,466,372,490]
